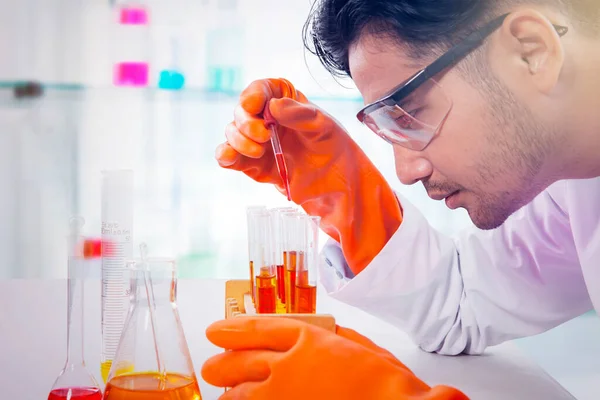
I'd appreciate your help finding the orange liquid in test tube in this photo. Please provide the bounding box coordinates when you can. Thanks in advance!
[285,251,305,313]
[295,269,316,313]
[256,267,277,314]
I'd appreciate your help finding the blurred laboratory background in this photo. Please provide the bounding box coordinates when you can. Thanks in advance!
[0,0,597,397]
[0,0,473,280]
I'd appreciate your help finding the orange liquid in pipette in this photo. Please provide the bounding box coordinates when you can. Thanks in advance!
[275,153,291,201]
[256,268,276,314]
[103,372,201,400]
[264,102,291,202]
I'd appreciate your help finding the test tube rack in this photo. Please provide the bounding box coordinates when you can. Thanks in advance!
[224,279,336,332]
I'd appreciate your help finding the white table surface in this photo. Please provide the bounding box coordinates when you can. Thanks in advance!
[0,279,576,400]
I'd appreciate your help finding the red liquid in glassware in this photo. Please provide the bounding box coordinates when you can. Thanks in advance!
[274,152,291,201]
[48,387,102,400]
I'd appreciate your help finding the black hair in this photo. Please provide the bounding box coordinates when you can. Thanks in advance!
[302,0,598,78]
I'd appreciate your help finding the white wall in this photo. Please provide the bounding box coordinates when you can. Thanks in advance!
[0,0,472,279]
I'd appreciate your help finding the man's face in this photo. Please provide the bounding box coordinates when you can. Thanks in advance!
[349,34,556,230]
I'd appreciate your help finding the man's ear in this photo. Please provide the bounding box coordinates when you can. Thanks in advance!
[497,10,565,94]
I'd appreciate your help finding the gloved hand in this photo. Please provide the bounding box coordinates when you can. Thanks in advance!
[201,317,469,400]
[216,78,402,274]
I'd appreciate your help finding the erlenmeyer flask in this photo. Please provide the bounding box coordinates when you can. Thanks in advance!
[48,219,102,400]
[103,257,202,400]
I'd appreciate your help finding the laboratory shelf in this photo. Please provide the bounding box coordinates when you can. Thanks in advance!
[0,80,364,103]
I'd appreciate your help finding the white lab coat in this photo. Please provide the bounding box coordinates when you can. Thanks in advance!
[319,177,599,355]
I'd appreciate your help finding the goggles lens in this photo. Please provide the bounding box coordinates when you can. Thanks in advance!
[361,79,451,150]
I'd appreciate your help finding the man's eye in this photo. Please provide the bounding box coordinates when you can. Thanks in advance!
[393,108,420,128]
[407,108,419,118]
[394,114,413,128]
[397,101,419,116]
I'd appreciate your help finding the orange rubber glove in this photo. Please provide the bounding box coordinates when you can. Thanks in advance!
[216,78,402,274]
[201,317,469,400]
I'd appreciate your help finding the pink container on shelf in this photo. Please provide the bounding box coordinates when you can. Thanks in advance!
[119,7,148,25]
[112,5,150,87]
[114,62,149,87]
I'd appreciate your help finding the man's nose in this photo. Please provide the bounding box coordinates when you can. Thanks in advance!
[393,145,433,185]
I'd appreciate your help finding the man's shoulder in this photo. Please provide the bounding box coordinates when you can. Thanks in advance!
[546,177,600,203]
[545,177,600,221]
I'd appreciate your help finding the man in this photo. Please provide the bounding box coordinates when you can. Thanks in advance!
[201,0,600,398]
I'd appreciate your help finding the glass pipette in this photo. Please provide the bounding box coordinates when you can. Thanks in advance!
[139,243,167,389]
[263,101,291,201]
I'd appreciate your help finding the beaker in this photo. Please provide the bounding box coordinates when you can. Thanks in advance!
[103,258,202,400]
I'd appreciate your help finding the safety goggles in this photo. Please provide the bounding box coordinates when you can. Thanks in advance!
[356,13,568,151]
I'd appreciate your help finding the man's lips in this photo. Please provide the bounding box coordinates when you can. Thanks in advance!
[428,190,459,201]
[445,191,461,209]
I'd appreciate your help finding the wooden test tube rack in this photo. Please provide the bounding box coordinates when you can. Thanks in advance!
[224,279,336,332]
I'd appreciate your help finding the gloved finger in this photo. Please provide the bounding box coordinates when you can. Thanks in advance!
[205,316,305,351]
[215,142,240,167]
[239,80,273,115]
[219,381,265,400]
[336,326,390,351]
[225,122,266,159]
[269,97,332,133]
[233,104,272,144]
[239,79,288,115]
[240,78,300,115]
[201,349,275,387]
[336,326,411,371]
[216,141,278,179]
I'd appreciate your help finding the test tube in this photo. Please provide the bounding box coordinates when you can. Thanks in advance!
[281,211,304,313]
[254,211,277,314]
[295,216,320,314]
[246,206,266,304]
[269,207,296,311]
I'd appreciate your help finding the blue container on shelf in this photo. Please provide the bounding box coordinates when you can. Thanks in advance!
[158,70,185,90]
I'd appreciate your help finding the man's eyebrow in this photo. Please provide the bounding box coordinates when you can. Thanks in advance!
[368,60,425,101]
[369,76,410,103]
